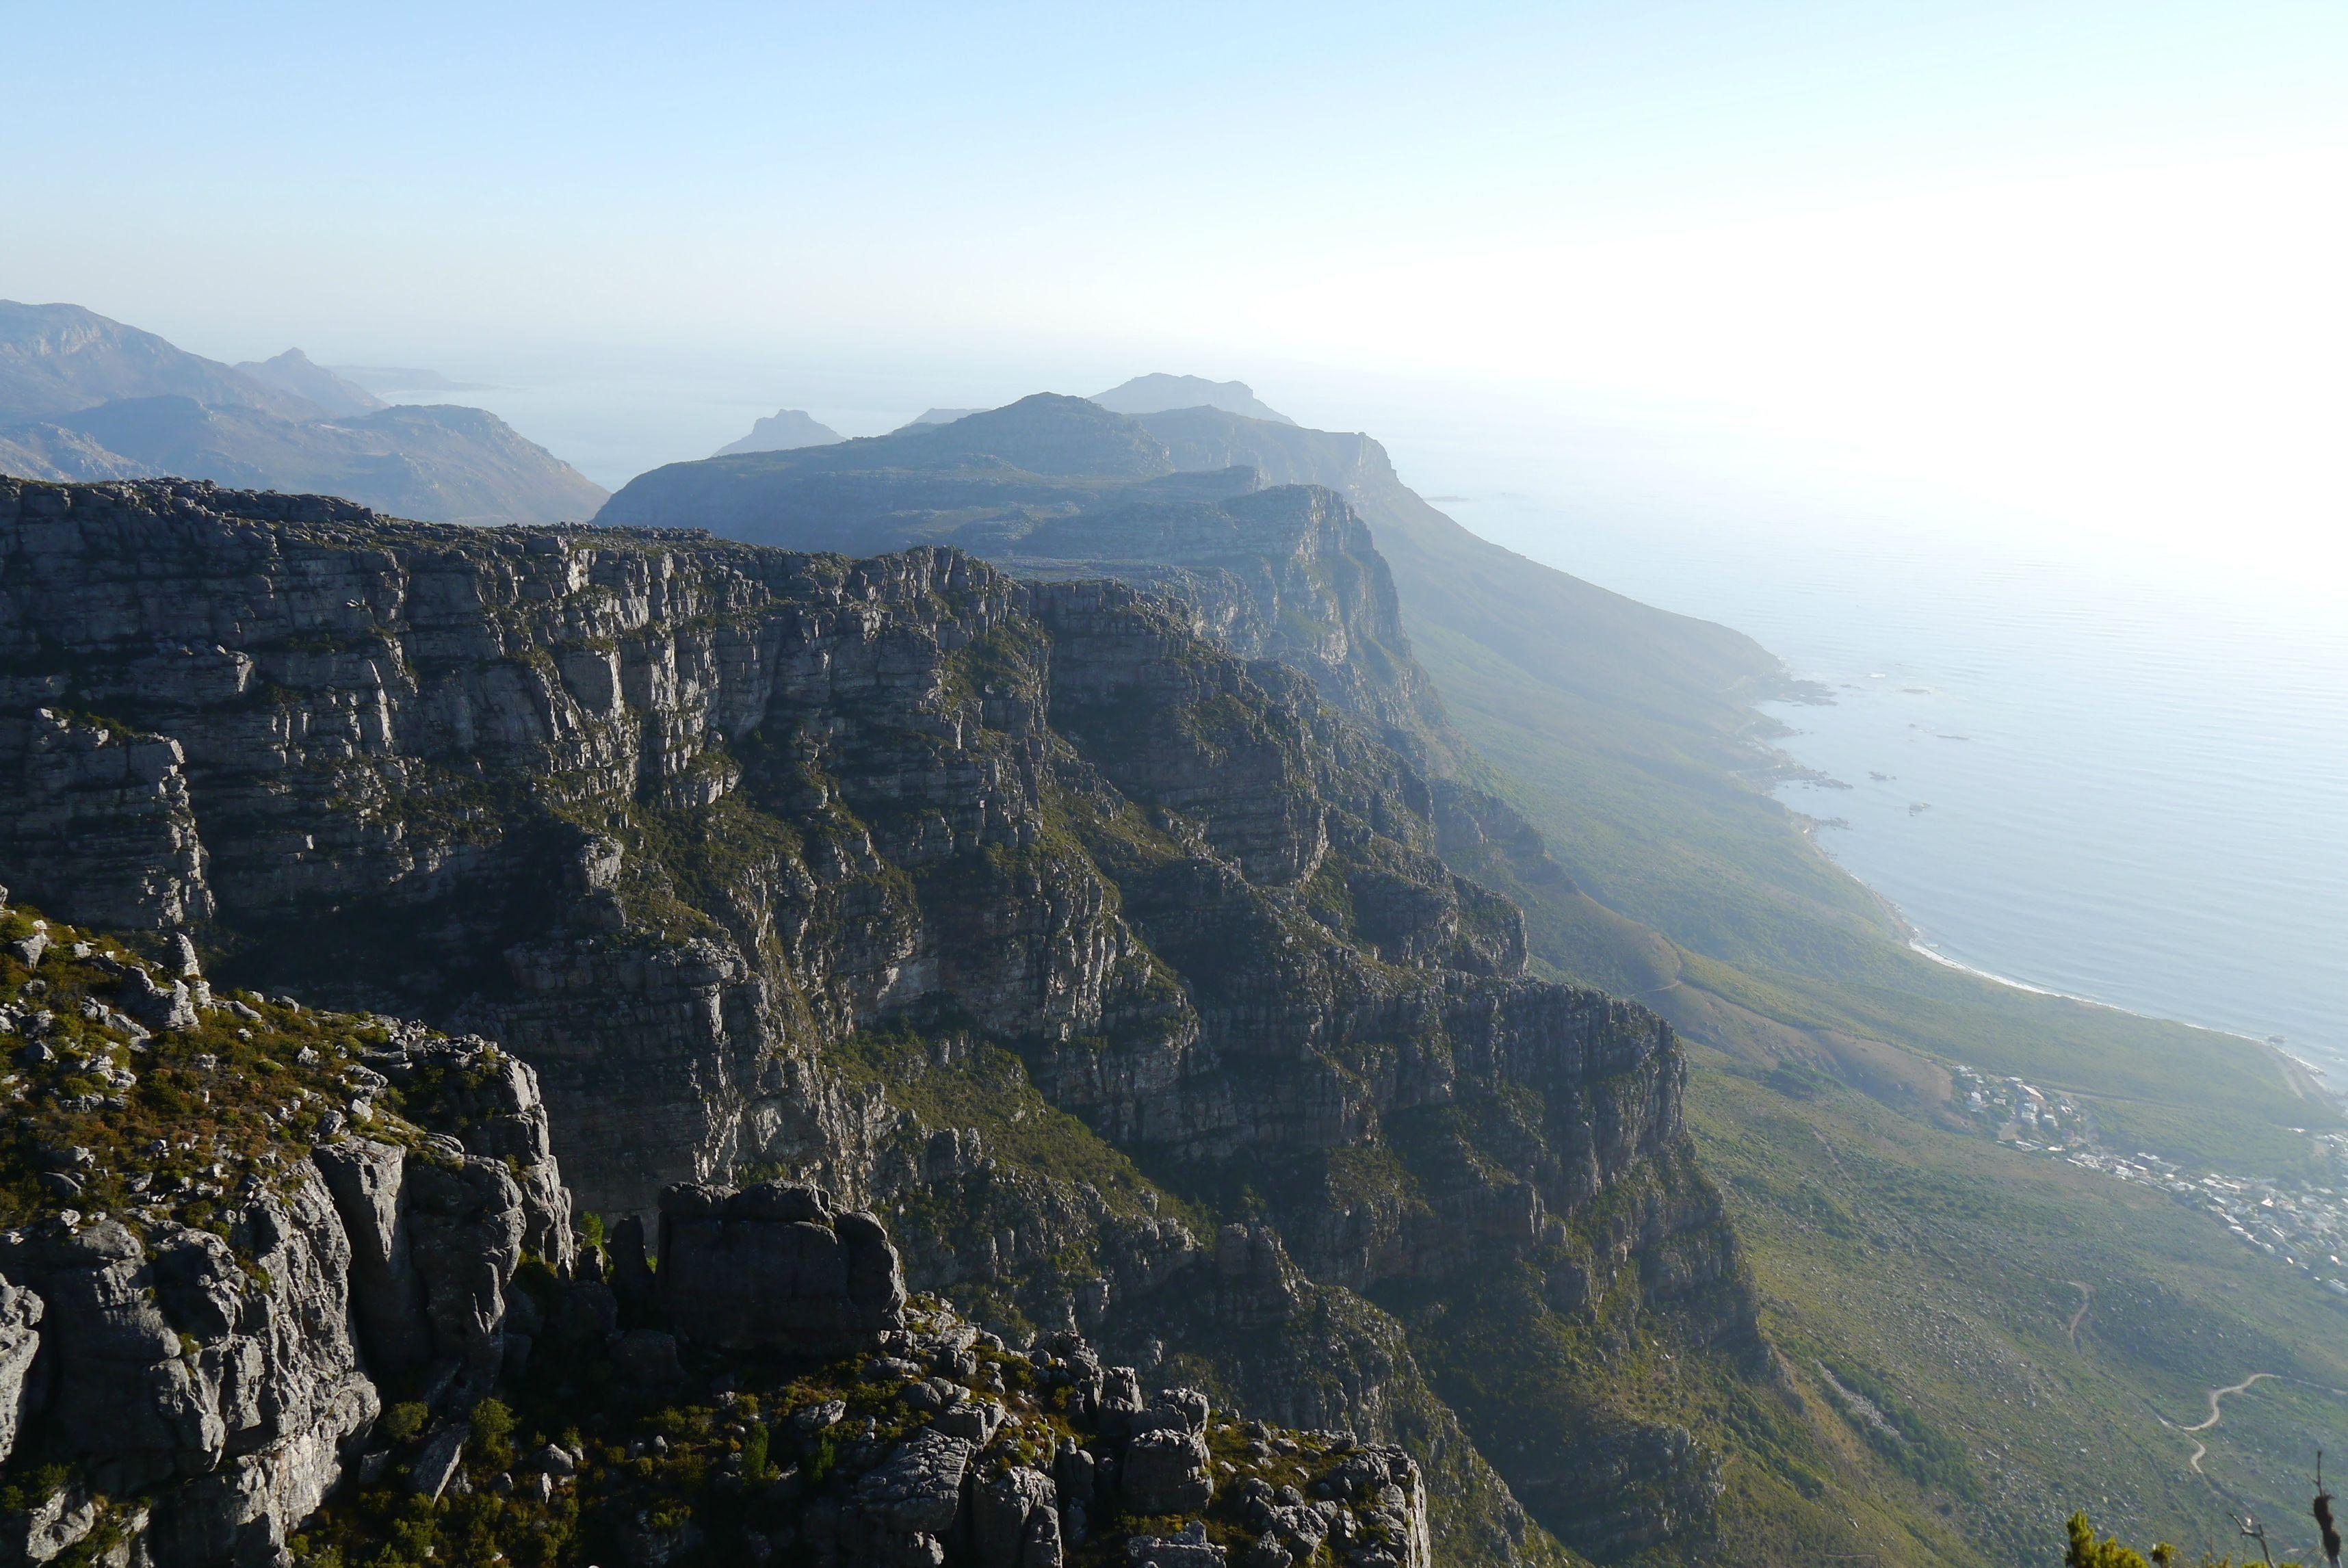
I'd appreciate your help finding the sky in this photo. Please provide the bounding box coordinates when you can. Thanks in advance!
[6,1,2347,593]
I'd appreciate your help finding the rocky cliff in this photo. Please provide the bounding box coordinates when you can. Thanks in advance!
[0,897,1431,1568]
[0,893,572,1565]
[0,477,1760,1564]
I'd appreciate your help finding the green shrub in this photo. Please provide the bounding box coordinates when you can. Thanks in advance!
[380,1403,430,1445]
[469,1398,517,1469]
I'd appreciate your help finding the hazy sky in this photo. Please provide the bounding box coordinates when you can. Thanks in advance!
[8,1,2346,582]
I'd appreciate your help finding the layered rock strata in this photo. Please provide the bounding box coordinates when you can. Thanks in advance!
[0,478,1756,1563]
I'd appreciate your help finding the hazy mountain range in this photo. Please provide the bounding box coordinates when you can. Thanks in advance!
[0,302,605,523]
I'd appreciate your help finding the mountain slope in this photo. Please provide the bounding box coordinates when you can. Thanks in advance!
[1130,404,2348,1559]
[0,302,610,523]
[31,395,607,524]
[8,475,1803,1566]
[593,391,2346,1567]
[0,298,322,422]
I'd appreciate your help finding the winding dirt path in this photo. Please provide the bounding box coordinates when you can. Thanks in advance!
[2174,1372,2278,1474]
[2065,1281,2093,1350]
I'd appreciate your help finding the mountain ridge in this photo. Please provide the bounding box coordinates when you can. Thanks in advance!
[0,303,608,524]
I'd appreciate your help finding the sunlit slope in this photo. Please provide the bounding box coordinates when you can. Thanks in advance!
[1688,1043,2348,1568]
[1134,406,2336,1177]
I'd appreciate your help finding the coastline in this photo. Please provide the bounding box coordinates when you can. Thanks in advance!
[1774,751,2340,1084]
[1905,922,2338,1090]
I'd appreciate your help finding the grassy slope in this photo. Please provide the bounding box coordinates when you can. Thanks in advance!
[1311,437,2348,1561]
[1691,1045,2348,1567]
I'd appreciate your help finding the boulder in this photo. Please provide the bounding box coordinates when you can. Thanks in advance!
[0,1279,41,1465]
[852,1427,974,1562]
[973,1465,1054,1568]
[655,1184,905,1353]
[1122,1428,1213,1514]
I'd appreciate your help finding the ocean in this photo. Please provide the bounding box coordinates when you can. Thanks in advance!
[1425,423,2348,1080]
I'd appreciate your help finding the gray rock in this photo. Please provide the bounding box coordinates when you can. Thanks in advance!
[853,1426,974,1550]
[117,966,196,1032]
[0,1279,42,1465]
[1123,1426,1214,1515]
[409,1425,467,1499]
[932,1397,1004,1443]
[973,1465,1053,1568]
[520,1443,577,1477]
[0,1480,97,1563]
[1023,1502,1066,1568]
[1242,1533,1292,1568]
[655,1183,904,1353]
[1127,1521,1227,1568]
[789,1398,847,1435]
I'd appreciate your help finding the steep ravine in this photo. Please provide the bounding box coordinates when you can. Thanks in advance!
[1,478,1764,1564]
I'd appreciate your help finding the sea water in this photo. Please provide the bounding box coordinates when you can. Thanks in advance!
[1422,424,2348,1080]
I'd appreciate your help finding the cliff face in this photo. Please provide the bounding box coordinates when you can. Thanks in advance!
[0,478,1756,1563]
[0,903,1435,1568]
[0,898,573,1566]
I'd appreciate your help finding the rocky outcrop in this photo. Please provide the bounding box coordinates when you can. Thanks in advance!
[0,478,1753,1564]
[653,1180,904,1353]
[0,1187,378,1567]
[0,1281,38,1467]
[0,905,575,1566]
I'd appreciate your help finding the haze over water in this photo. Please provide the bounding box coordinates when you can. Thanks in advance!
[1417,404,2348,1081]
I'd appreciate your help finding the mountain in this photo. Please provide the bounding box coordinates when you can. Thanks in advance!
[3,473,1777,1565]
[16,393,606,525]
[712,405,844,456]
[0,299,322,423]
[900,406,984,428]
[233,346,387,415]
[0,302,608,523]
[1094,371,1296,425]
[591,391,2348,1567]
[600,393,1180,554]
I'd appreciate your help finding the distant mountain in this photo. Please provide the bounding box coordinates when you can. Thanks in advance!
[711,407,842,457]
[601,393,1175,549]
[0,300,320,423]
[0,302,605,523]
[897,407,982,428]
[234,348,385,417]
[49,397,607,525]
[1092,371,1295,425]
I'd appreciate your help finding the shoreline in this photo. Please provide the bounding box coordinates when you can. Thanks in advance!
[1766,721,2340,1083]
[1905,928,2340,1086]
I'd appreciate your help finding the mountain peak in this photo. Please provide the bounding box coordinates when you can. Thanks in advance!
[712,406,843,458]
[0,300,323,423]
[235,347,386,417]
[1092,372,1294,426]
